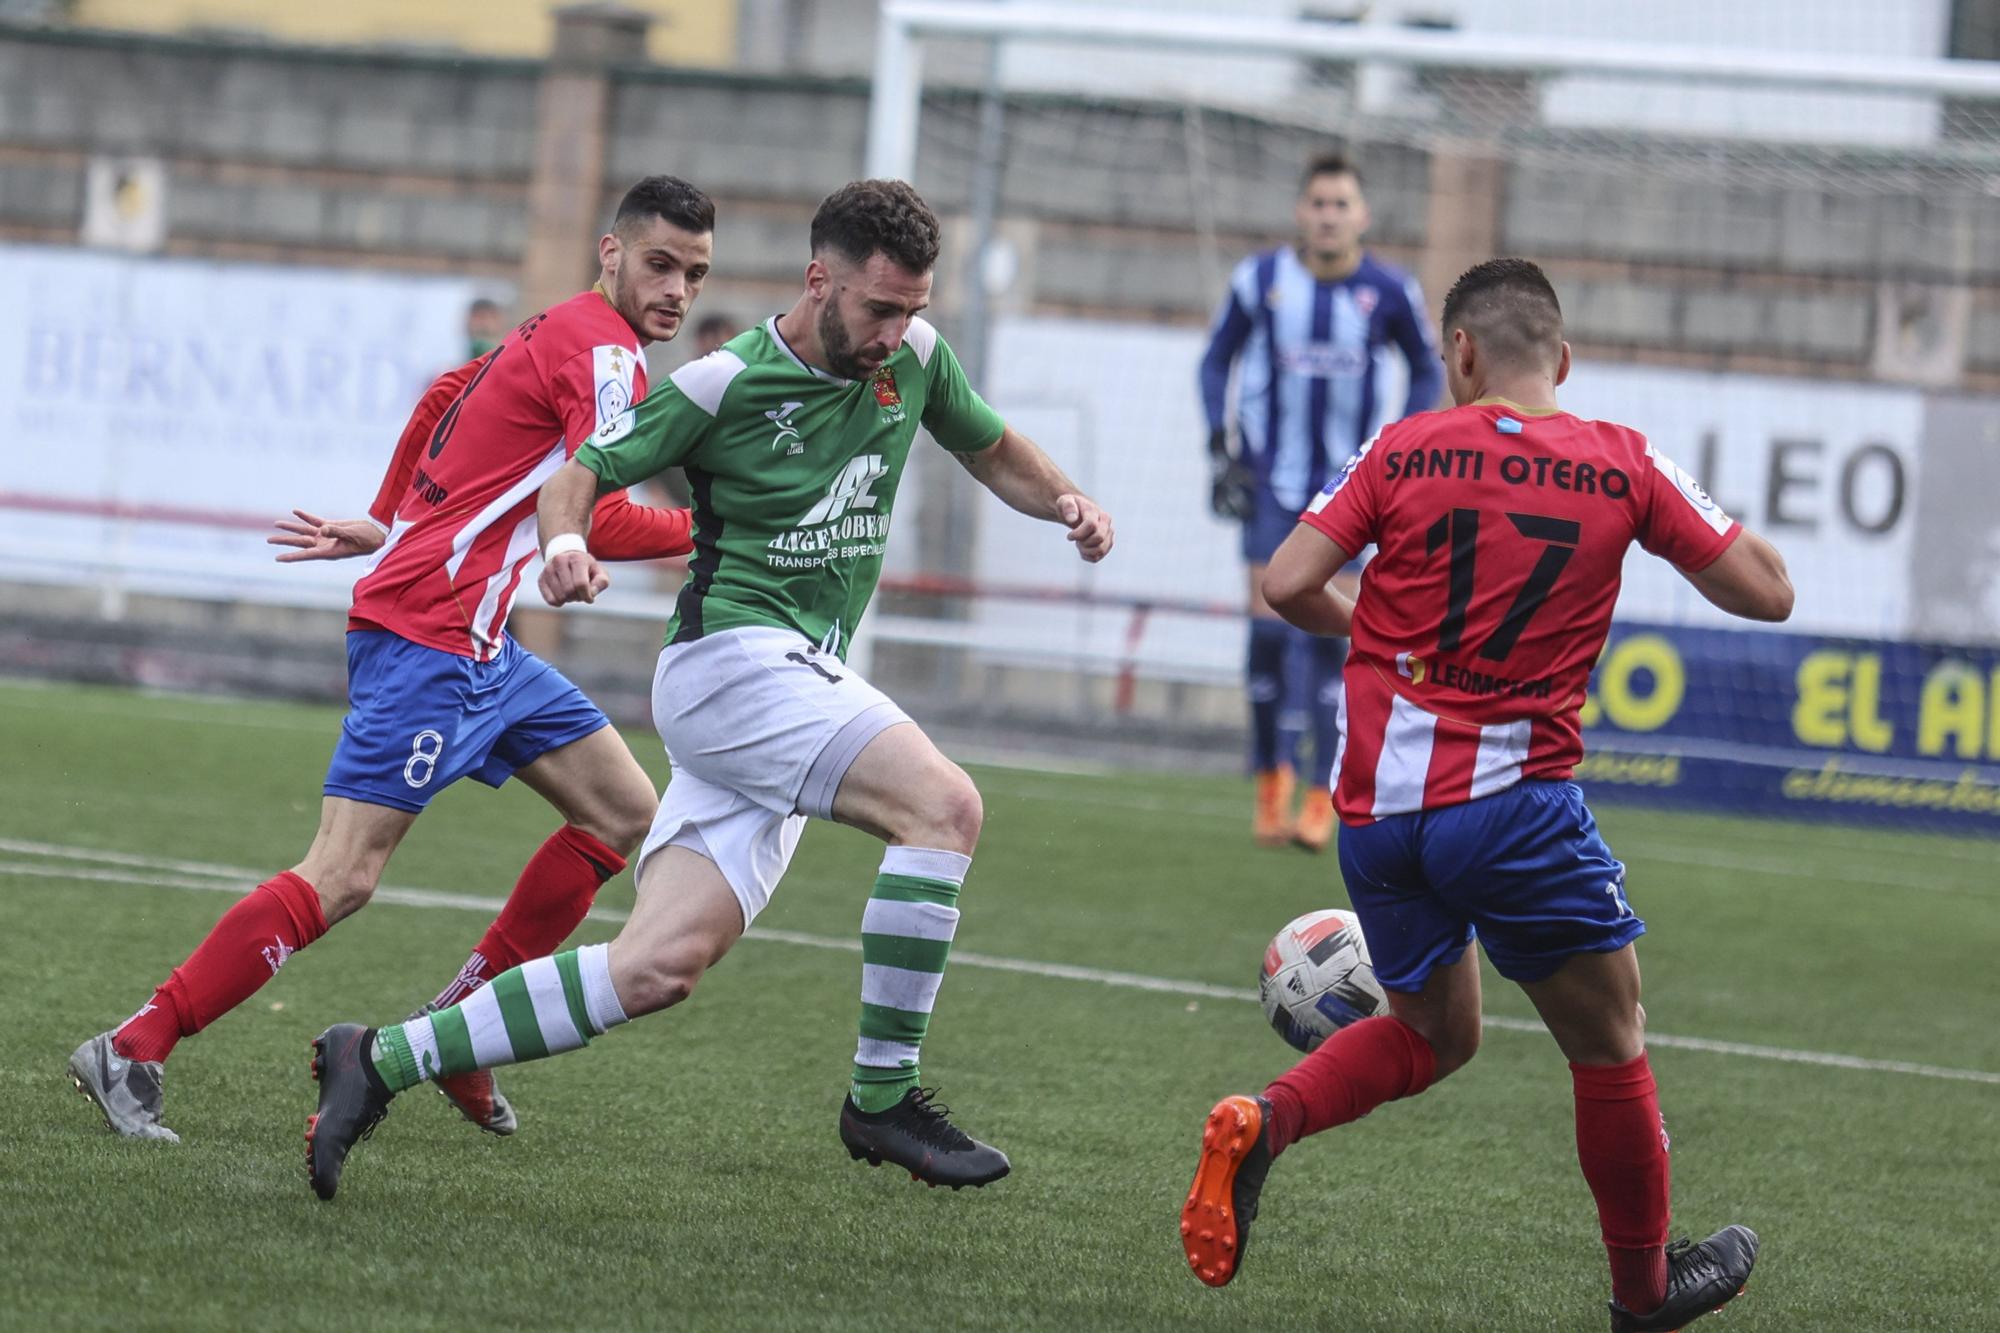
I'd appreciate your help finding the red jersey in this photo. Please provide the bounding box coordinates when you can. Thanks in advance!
[351,290,692,660]
[1302,402,1741,824]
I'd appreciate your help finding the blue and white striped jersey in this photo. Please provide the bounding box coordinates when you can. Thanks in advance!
[1199,248,1442,512]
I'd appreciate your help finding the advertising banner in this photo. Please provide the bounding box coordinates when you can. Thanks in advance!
[0,243,487,605]
[1560,363,1923,639]
[974,318,1950,683]
[1581,622,2000,836]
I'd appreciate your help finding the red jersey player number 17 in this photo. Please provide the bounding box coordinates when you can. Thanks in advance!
[1302,405,1738,824]
[1180,259,1789,1331]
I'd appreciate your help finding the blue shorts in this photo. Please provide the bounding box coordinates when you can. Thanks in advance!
[1241,485,1302,563]
[1241,485,1367,573]
[1336,779,1644,991]
[324,630,609,813]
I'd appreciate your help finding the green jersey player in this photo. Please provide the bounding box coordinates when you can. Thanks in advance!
[304,179,1114,1199]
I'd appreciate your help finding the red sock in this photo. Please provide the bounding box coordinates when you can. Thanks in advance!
[112,871,328,1064]
[1572,1052,1672,1313]
[1263,1015,1438,1155]
[429,825,625,1009]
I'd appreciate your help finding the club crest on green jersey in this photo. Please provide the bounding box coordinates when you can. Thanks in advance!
[872,367,906,425]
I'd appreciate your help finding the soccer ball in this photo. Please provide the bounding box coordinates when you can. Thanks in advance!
[1258,909,1388,1053]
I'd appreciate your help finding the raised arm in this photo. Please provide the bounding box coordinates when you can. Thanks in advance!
[536,459,611,605]
[952,426,1113,563]
[1637,443,1793,624]
[1678,527,1794,622]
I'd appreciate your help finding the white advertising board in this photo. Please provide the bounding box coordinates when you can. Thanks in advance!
[0,244,485,606]
[1560,363,1921,638]
[974,314,1924,681]
[0,274,1940,669]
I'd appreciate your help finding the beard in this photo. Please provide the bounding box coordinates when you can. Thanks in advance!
[611,269,679,339]
[817,302,880,380]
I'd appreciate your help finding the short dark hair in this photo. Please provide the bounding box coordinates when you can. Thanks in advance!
[810,178,941,273]
[614,175,715,237]
[694,313,738,341]
[1441,258,1564,368]
[1299,152,1363,193]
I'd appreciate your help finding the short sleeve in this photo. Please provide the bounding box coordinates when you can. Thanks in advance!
[574,350,743,489]
[549,344,643,453]
[913,323,1005,453]
[1636,439,1742,572]
[1300,433,1387,555]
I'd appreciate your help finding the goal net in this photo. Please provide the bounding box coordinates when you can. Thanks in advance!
[860,0,2000,832]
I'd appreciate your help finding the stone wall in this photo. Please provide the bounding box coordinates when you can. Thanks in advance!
[6,19,1996,386]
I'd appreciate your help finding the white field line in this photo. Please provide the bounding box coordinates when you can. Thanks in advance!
[6,683,1993,875]
[5,839,1997,1088]
[0,686,336,735]
[972,779,1998,892]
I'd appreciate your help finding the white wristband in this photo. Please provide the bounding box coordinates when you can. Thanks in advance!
[544,533,589,560]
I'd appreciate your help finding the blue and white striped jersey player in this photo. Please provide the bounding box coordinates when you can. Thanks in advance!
[1198,152,1442,853]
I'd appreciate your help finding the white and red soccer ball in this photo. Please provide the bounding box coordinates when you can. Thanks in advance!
[1258,908,1389,1053]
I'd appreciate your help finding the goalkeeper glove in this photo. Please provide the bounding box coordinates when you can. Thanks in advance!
[1207,428,1255,521]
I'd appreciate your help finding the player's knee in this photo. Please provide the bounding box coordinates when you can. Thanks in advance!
[1547,1004,1646,1067]
[1409,1011,1481,1082]
[1593,1007,1649,1066]
[925,771,984,852]
[1434,1020,1481,1080]
[599,786,658,858]
[620,953,704,1015]
[311,867,380,923]
[563,783,655,858]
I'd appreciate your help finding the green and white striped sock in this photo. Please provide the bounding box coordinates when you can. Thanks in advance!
[851,846,969,1114]
[370,942,628,1092]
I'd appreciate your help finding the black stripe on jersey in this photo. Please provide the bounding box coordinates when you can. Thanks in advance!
[671,465,722,645]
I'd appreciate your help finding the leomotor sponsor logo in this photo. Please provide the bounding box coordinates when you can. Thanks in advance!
[1430,659,1554,699]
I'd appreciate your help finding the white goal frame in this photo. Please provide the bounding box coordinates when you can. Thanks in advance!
[865,0,2000,183]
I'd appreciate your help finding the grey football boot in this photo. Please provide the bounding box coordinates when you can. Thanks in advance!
[67,1031,181,1143]
[407,1001,517,1136]
[839,1086,1010,1188]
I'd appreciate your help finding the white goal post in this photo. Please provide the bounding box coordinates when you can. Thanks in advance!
[866,0,2000,183]
[847,0,2000,709]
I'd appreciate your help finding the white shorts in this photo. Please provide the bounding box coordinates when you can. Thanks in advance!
[637,626,909,926]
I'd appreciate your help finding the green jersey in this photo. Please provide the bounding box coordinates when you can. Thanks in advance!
[573,316,1004,658]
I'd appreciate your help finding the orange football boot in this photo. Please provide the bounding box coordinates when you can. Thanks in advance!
[1181,1093,1276,1287]
[1253,768,1296,846]
[1293,786,1336,853]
